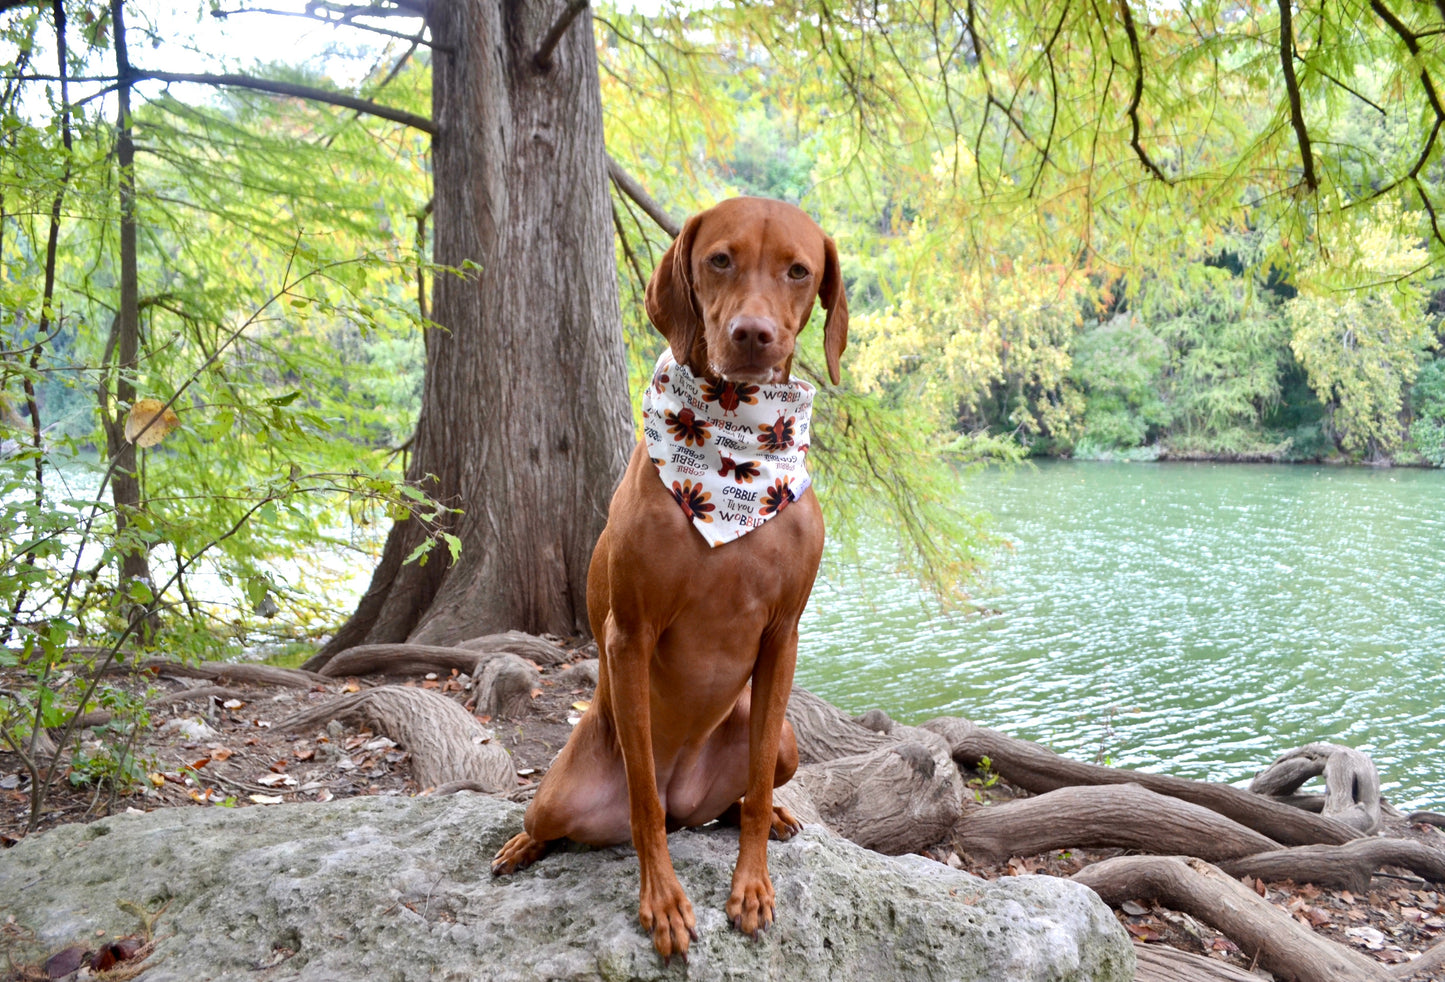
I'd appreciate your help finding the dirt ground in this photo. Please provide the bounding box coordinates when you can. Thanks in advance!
[4,653,1444,979]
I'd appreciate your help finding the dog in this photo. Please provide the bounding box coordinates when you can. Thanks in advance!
[492,197,847,962]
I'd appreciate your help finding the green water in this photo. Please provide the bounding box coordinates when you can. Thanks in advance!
[798,460,1445,811]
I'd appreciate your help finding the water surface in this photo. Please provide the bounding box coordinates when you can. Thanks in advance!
[798,461,1445,810]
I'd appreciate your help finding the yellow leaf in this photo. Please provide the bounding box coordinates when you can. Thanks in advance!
[125,398,180,447]
[571,701,590,712]
[147,772,165,788]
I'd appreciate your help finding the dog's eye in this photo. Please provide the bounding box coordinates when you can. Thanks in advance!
[708,253,731,270]
[787,263,810,280]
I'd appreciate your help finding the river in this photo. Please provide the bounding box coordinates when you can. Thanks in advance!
[797,460,1445,811]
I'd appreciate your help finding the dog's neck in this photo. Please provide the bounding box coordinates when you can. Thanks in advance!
[641,350,814,547]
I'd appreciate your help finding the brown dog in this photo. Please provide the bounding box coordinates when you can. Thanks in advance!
[491,197,847,962]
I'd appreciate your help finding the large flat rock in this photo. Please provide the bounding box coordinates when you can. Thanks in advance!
[0,794,1133,981]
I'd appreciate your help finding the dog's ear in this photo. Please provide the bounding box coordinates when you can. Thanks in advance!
[820,234,849,386]
[646,213,704,368]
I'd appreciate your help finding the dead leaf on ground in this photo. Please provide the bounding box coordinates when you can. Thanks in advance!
[1125,922,1164,942]
[44,944,88,978]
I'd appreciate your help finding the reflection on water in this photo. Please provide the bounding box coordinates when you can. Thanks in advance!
[799,460,1445,810]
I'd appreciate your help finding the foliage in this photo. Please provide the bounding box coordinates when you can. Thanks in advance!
[1286,208,1435,458]
[1069,315,1171,451]
[0,7,450,828]
[5,0,1445,826]
[1408,359,1445,465]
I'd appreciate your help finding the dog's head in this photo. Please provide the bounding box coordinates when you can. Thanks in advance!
[645,197,848,385]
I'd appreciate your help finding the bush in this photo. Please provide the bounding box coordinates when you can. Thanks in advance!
[1409,359,1445,466]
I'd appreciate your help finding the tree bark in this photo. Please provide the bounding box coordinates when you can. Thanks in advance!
[1073,855,1387,982]
[275,684,514,791]
[105,0,155,620]
[1218,837,1445,893]
[788,738,964,855]
[955,784,1281,865]
[922,716,1362,847]
[131,659,328,689]
[1249,743,1382,834]
[313,0,631,666]
[1132,943,1270,982]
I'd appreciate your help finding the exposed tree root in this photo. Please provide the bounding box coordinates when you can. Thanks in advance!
[150,685,249,708]
[316,633,572,679]
[1133,942,1268,982]
[1218,837,1445,893]
[786,687,896,762]
[1250,743,1382,834]
[133,659,327,689]
[956,784,1280,865]
[921,716,1361,847]
[315,643,495,679]
[274,685,514,791]
[1074,855,1388,982]
[789,736,962,855]
[1409,812,1445,829]
[786,687,943,764]
[456,631,572,666]
[473,654,540,718]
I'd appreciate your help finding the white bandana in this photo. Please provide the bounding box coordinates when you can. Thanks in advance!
[641,350,815,548]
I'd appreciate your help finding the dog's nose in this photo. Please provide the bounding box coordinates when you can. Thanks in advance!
[728,316,776,349]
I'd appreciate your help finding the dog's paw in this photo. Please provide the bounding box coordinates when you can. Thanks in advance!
[769,805,803,841]
[491,831,548,876]
[726,870,776,940]
[639,873,696,963]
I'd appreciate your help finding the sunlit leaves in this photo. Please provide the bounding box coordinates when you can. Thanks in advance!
[124,398,180,446]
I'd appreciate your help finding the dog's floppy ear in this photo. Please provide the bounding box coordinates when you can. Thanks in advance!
[645,212,704,368]
[820,234,849,386]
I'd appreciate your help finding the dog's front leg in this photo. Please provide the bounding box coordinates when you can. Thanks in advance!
[727,624,799,938]
[605,616,697,963]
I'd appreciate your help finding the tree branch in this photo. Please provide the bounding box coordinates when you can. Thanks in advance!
[132,70,435,134]
[1118,0,1170,183]
[210,6,443,49]
[605,154,680,238]
[535,0,588,72]
[1277,0,1318,191]
[1369,0,1445,180]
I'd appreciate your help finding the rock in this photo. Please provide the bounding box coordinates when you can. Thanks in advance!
[159,717,218,741]
[0,795,1132,982]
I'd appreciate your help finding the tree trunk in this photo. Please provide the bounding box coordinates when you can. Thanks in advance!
[313,0,631,666]
[106,0,155,619]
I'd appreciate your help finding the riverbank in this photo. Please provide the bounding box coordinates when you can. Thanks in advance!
[4,637,1444,979]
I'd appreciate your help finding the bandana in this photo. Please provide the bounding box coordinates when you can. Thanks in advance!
[641,350,814,548]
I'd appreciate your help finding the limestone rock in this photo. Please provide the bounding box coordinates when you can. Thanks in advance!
[0,795,1133,982]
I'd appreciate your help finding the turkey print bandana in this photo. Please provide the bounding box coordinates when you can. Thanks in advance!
[641,350,814,548]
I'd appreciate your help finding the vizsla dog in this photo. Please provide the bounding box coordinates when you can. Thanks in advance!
[491,197,847,962]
